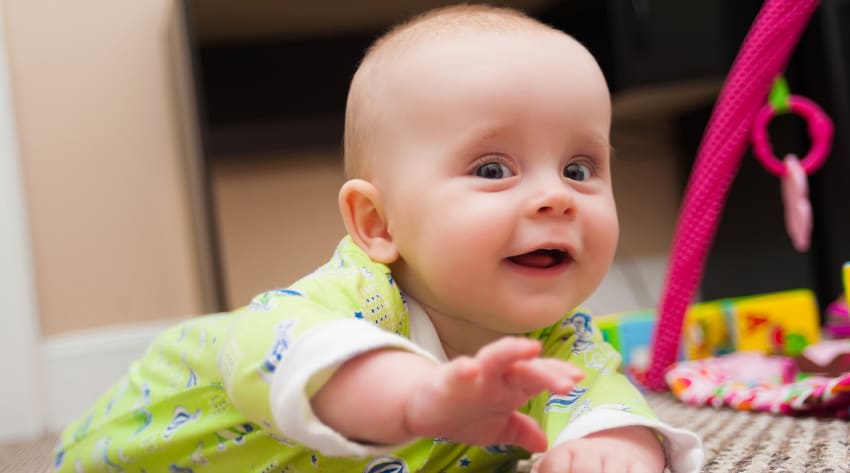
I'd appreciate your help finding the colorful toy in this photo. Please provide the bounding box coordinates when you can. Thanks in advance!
[824,263,850,338]
[645,0,831,390]
[666,350,850,417]
[794,339,850,376]
[752,76,832,252]
[824,297,850,339]
[599,289,819,387]
[845,262,849,306]
[683,289,819,359]
[682,302,734,361]
[597,310,664,386]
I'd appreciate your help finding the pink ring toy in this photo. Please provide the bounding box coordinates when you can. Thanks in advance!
[751,95,834,176]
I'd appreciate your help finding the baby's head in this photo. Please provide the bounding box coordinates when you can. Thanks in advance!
[339,5,618,339]
[343,5,554,181]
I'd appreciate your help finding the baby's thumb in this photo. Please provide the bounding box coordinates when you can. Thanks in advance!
[500,412,548,453]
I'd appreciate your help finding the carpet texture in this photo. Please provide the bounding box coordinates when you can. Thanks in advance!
[646,392,850,472]
[2,393,848,472]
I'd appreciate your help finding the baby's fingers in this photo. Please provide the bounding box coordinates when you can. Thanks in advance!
[505,358,583,395]
[475,337,543,373]
[531,444,575,473]
[498,411,549,453]
[533,444,598,473]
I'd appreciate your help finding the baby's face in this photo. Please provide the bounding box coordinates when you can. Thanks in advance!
[373,29,618,335]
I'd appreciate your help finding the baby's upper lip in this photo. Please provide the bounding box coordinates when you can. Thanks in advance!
[506,245,574,269]
[509,243,575,259]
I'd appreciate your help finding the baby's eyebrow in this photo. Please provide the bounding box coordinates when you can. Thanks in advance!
[576,132,613,159]
[463,123,513,143]
[450,123,515,155]
[585,131,612,149]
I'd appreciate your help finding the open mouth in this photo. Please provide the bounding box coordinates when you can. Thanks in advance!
[507,249,570,269]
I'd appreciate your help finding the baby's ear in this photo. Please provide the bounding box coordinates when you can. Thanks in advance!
[338,179,399,264]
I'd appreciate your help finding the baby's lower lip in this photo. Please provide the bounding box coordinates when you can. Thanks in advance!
[507,249,568,269]
[504,255,572,275]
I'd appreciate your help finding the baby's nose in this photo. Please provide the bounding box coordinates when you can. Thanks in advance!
[534,186,575,215]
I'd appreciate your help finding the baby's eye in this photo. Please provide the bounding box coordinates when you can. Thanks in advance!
[475,161,514,179]
[563,162,591,181]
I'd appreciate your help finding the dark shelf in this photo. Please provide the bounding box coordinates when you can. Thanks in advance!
[181,0,760,159]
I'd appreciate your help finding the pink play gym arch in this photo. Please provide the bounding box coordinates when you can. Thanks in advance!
[644,0,825,390]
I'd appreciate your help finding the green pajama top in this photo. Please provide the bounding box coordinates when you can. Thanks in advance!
[53,236,702,472]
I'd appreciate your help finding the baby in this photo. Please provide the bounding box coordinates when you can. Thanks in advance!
[54,5,703,472]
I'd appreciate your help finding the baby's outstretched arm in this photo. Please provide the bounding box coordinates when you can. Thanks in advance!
[312,336,583,453]
[532,425,665,473]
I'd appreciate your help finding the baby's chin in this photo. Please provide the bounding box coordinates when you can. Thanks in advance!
[429,291,582,334]
[486,304,578,334]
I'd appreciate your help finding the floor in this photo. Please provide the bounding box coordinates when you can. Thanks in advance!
[0,433,56,473]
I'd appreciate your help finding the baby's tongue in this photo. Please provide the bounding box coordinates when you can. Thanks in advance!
[510,250,555,268]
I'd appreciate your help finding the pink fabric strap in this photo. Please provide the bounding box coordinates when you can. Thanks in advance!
[644,0,822,391]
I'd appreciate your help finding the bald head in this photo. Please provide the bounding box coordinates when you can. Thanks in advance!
[343,4,572,179]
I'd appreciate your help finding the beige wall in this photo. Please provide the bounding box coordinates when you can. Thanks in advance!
[4,0,203,335]
[1,0,697,336]
[211,152,347,308]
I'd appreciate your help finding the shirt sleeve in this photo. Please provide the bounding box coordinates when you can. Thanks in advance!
[217,239,431,456]
[523,310,704,473]
[269,318,437,457]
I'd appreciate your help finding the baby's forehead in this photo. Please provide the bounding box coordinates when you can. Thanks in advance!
[368,28,578,97]
[345,9,595,178]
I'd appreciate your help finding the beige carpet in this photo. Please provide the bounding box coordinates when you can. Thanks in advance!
[3,393,848,472]
[646,392,850,472]
[0,433,56,473]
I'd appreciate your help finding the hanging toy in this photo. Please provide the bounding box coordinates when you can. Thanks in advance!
[751,76,834,252]
[644,0,828,391]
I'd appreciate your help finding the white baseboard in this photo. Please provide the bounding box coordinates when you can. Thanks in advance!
[41,317,188,433]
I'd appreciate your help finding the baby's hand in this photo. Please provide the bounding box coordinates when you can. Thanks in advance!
[404,337,583,453]
[531,425,665,473]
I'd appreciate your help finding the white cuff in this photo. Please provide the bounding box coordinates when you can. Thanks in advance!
[270,318,439,457]
[554,409,704,473]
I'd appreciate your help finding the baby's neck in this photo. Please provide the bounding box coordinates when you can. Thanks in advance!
[439,341,465,360]
[415,301,503,358]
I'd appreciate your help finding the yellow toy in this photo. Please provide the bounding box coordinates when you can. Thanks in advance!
[600,289,821,384]
[684,289,819,358]
[845,262,849,307]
